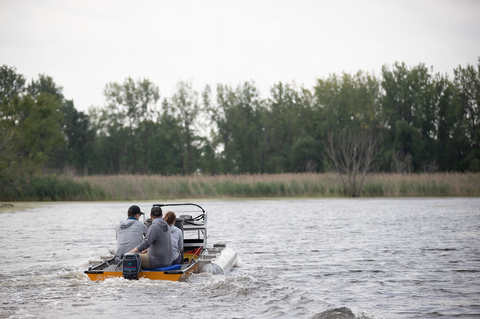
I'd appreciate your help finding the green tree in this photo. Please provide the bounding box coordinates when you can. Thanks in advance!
[315,71,381,132]
[453,58,480,171]
[27,74,82,171]
[0,93,64,169]
[433,73,465,171]
[143,98,185,175]
[23,93,65,165]
[60,100,95,174]
[88,105,128,174]
[1,69,66,176]
[171,81,200,175]
[205,81,265,174]
[0,98,23,177]
[230,81,264,174]
[0,65,26,104]
[1,66,29,179]
[380,62,438,172]
[27,74,64,100]
[103,77,160,173]
[204,84,237,173]
[265,82,318,173]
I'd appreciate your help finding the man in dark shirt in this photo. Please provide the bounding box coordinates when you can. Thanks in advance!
[129,206,173,268]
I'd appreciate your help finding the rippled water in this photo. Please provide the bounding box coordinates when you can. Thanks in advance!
[0,198,479,318]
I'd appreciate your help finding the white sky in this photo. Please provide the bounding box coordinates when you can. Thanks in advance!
[1,0,479,112]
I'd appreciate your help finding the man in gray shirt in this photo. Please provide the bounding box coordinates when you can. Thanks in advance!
[114,205,148,263]
[130,206,173,269]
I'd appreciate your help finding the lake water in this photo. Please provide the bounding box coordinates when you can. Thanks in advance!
[0,198,479,318]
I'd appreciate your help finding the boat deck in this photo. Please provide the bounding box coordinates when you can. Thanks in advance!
[100,262,193,273]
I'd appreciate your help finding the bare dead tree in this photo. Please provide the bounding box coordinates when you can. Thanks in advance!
[324,129,379,197]
[391,150,412,173]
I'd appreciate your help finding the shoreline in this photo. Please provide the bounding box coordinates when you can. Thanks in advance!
[1,172,479,202]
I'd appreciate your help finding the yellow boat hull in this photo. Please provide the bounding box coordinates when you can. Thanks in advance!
[85,260,199,281]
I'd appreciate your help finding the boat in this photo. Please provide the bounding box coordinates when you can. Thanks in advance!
[84,203,237,281]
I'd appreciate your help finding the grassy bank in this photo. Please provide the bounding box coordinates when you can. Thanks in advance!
[1,173,479,201]
[0,174,106,201]
[74,173,480,200]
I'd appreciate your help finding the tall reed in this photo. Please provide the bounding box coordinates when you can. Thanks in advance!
[0,174,106,201]
[3,173,478,201]
[72,173,480,200]
[361,173,480,197]
[72,173,344,200]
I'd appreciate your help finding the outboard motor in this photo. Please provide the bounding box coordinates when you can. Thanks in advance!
[122,252,141,280]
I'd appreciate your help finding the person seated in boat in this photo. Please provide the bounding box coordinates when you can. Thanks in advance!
[114,205,148,263]
[164,211,184,265]
[129,206,173,269]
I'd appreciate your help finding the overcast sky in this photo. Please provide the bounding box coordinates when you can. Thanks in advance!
[1,0,479,112]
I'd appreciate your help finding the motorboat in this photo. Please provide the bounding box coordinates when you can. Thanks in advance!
[84,203,237,281]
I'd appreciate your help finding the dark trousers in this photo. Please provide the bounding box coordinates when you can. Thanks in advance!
[172,254,182,265]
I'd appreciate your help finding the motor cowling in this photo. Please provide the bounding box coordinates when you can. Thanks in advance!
[122,252,141,280]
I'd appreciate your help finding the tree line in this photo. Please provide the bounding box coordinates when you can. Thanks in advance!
[1,59,479,183]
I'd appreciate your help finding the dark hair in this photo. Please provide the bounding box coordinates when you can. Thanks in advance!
[128,205,143,217]
[164,211,176,225]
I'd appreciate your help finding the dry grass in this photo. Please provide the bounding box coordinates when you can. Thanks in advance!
[72,173,480,200]
[362,173,480,197]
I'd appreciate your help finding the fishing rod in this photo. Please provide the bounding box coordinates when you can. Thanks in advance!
[188,246,203,264]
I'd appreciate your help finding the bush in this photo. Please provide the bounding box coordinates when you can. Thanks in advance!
[0,174,105,201]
